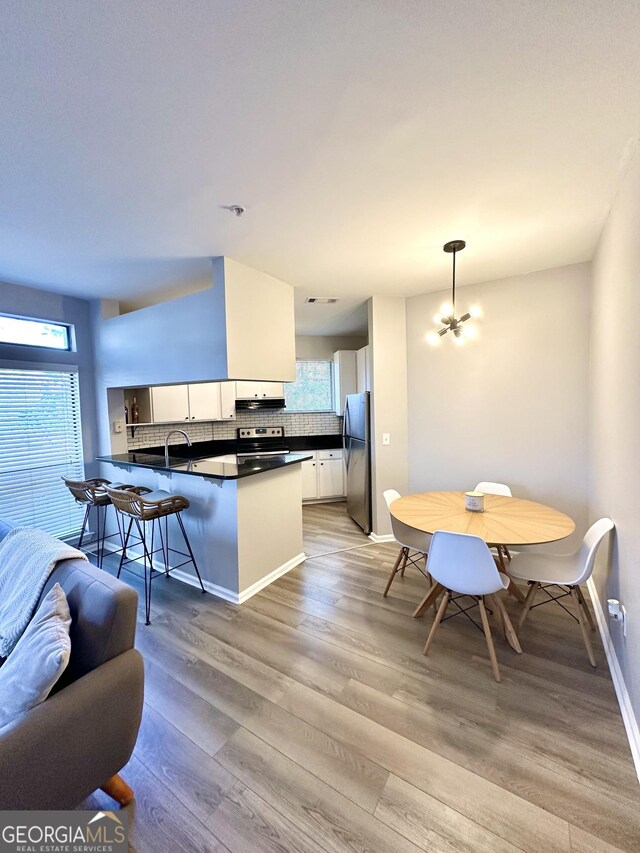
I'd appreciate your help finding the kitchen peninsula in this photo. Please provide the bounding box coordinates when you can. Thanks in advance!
[97,448,311,603]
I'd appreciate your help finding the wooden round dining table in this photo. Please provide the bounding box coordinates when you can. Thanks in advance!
[390,491,575,619]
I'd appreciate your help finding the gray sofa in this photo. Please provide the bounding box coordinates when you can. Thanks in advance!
[0,518,144,809]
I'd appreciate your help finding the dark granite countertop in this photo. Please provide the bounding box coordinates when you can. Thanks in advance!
[96,451,312,481]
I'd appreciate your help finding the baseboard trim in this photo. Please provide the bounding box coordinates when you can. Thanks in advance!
[587,578,640,783]
[172,552,307,604]
[101,540,306,606]
[368,532,395,543]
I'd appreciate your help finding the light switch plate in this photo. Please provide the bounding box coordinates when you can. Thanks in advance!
[113,420,125,434]
[382,432,390,446]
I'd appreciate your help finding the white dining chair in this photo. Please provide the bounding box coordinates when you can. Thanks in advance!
[383,489,432,598]
[475,481,512,497]
[423,530,522,682]
[509,518,614,667]
[475,481,513,565]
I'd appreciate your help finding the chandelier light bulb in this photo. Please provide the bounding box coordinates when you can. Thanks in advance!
[439,302,453,318]
[469,304,482,319]
[453,332,466,345]
[463,324,478,339]
[425,331,441,346]
[433,313,443,324]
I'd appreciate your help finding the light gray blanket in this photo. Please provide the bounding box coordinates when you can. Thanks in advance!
[0,527,87,657]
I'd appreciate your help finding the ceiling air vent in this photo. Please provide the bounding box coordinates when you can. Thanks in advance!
[305,297,339,304]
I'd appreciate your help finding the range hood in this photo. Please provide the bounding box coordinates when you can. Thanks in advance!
[236,398,286,411]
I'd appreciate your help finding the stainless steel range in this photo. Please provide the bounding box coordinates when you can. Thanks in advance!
[236,426,289,457]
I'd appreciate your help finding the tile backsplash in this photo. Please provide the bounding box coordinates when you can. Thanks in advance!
[127,410,342,450]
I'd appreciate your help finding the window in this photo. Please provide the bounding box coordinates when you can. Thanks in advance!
[0,313,71,350]
[285,360,334,412]
[0,368,85,537]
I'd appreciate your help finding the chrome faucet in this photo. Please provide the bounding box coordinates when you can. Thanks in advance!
[164,429,192,466]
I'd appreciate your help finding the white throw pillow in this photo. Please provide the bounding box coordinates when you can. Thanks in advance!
[0,583,71,728]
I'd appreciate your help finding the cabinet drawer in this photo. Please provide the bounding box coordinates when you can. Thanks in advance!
[318,449,343,460]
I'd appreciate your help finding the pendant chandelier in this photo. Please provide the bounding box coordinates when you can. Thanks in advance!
[426,240,481,346]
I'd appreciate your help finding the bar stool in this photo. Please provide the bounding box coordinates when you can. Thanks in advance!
[106,485,206,624]
[62,477,126,568]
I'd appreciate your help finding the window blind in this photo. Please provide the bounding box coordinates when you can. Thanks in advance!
[0,368,85,538]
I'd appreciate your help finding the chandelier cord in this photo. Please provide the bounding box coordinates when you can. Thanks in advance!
[452,249,456,313]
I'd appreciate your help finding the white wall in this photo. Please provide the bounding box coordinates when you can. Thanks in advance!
[368,296,409,536]
[589,147,640,721]
[406,263,591,549]
[295,335,367,359]
[93,256,296,390]
[224,257,296,382]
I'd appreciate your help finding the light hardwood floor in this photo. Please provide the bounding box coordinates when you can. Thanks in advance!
[83,503,639,852]
[303,500,370,556]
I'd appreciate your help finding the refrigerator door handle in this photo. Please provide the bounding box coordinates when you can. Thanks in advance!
[342,416,350,469]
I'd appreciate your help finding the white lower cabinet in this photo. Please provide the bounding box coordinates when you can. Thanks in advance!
[302,449,345,501]
[317,458,344,498]
[301,458,319,500]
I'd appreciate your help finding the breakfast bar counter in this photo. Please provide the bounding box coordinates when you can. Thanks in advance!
[97,450,311,604]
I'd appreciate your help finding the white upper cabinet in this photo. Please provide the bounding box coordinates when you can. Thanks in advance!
[333,350,357,415]
[187,383,222,421]
[149,382,236,422]
[235,381,285,399]
[150,385,190,422]
[219,382,237,419]
[356,345,371,393]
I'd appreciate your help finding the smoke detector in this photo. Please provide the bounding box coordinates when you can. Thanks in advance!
[305,296,340,304]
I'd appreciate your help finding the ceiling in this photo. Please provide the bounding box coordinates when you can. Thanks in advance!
[1,1,639,334]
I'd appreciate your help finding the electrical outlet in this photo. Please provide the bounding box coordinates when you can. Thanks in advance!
[608,599,627,637]
[382,433,390,446]
[113,419,125,434]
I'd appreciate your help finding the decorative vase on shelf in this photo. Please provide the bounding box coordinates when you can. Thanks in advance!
[131,397,139,424]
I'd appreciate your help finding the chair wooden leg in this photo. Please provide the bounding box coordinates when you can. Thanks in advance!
[576,585,596,632]
[503,546,512,562]
[494,594,522,653]
[496,546,506,571]
[489,593,505,637]
[571,587,597,668]
[383,547,406,597]
[478,597,501,682]
[100,774,134,806]
[506,578,526,604]
[413,582,445,618]
[423,591,449,655]
[518,581,539,629]
[400,549,407,577]
[426,564,438,614]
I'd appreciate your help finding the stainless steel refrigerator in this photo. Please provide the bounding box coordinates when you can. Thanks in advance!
[343,392,371,534]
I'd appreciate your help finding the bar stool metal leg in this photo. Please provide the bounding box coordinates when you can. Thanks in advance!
[117,517,134,579]
[77,504,91,550]
[134,518,153,626]
[176,512,206,594]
